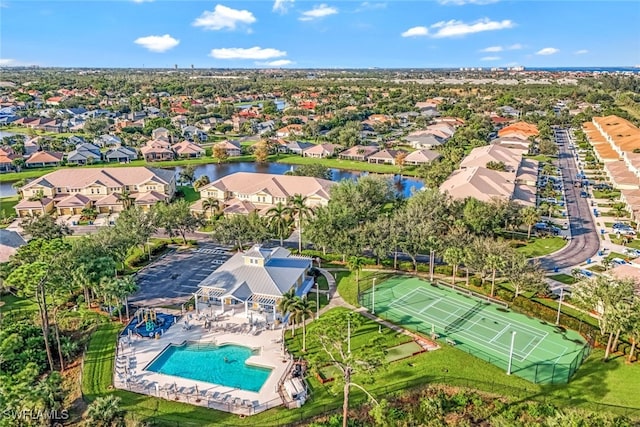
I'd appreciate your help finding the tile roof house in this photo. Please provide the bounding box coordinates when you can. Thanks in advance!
[66,142,102,165]
[104,146,138,163]
[302,143,342,158]
[25,151,64,168]
[276,124,303,138]
[338,145,380,161]
[0,229,26,263]
[368,149,405,165]
[192,172,335,216]
[404,149,441,165]
[460,144,526,172]
[214,140,242,157]
[497,121,539,138]
[194,245,314,320]
[16,167,175,217]
[404,133,444,150]
[285,141,314,155]
[181,125,208,142]
[140,139,175,162]
[440,167,514,203]
[171,140,205,158]
[151,127,172,142]
[0,146,17,173]
[94,134,122,147]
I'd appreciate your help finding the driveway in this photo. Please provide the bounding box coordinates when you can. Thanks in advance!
[129,242,232,307]
[536,128,600,271]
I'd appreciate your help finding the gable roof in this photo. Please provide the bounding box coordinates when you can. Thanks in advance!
[440,167,514,202]
[25,151,64,164]
[405,149,441,163]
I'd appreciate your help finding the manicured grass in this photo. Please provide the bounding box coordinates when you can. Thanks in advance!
[592,190,620,200]
[0,294,38,314]
[177,186,200,203]
[516,236,566,258]
[605,252,628,261]
[316,275,329,290]
[275,154,416,176]
[82,323,121,401]
[548,273,576,285]
[335,270,395,306]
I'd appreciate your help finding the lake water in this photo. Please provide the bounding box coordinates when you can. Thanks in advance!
[0,130,16,139]
[0,162,424,198]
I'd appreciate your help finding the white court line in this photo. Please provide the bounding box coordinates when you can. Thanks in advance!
[410,287,548,338]
[488,323,511,344]
[554,347,568,364]
[520,332,548,362]
[419,297,442,313]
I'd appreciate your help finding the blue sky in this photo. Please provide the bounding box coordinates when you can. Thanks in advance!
[1,1,639,68]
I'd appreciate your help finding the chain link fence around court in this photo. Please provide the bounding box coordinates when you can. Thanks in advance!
[358,288,591,385]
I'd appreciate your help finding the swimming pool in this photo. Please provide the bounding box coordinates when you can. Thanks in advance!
[145,343,272,392]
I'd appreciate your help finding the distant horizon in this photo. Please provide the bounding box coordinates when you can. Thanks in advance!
[1,1,638,69]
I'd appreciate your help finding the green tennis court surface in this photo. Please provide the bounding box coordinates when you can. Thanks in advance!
[359,276,589,384]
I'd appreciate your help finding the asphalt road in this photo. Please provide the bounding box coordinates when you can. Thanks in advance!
[536,128,600,271]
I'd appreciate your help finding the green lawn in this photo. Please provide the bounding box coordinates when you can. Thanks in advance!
[592,190,620,200]
[548,274,576,285]
[0,195,19,225]
[516,236,566,258]
[275,154,416,176]
[335,270,395,306]
[316,275,329,290]
[177,186,200,203]
[0,294,38,314]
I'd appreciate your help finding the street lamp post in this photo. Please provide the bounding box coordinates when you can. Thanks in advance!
[507,331,517,375]
[315,283,319,320]
[372,278,377,314]
[556,287,564,325]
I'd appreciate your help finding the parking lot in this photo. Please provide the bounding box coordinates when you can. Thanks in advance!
[129,242,232,308]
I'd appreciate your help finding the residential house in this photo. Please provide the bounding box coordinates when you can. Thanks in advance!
[255,120,276,135]
[338,145,380,161]
[285,141,314,155]
[104,146,138,163]
[140,139,174,162]
[193,244,314,320]
[214,140,242,157]
[405,133,444,150]
[0,146,17,173]
[94,134,122,148]
[460,144,526,172]
[66,143,102,165]
[16,167,175,217]
[24,138,40,155]
[302,143,342,158]
[191,172,334,217]
[151,127,172,142]
[0,230,26,263]
[172,140,205,158]
[498,121,539,139]
[276,124,303,138]
[440,167,514,203]
[404,149,441,165]
[182,125,208,142]
[491,136,531,150]
[25,151,64,168]
[368,149,405,165]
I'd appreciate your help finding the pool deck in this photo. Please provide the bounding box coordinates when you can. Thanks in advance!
[114,307,292,416]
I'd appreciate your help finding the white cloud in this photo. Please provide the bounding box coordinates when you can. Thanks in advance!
[134,34,180,53]
[480,46,502,52]
[430,18,514,38]
[258,59,294,67]
[575,49,589,55]
[0,58,17,66]
[210,47,287,60]
[357,2,387,11]
[193,4,256,31]
[299,4,338,21]
[401,26,429,37]
[481,56,501,61]
[507,43,522,50]
[273,0,294,13]
[438,0,499,5]
[536,47,559,55]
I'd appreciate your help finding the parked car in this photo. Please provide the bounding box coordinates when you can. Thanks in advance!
[580,191,588,198]
[612,222,631,230]
[624,249,640,258]
[615,229,636,236]
[611,258,627,266]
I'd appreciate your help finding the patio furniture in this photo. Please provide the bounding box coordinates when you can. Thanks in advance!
[209,391,221,401]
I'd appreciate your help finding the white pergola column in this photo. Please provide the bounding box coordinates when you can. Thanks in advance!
[194,292,199,315]
[244,300,249,317]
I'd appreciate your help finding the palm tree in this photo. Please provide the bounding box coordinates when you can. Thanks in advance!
[292,296,316,352]
[521,207,541,239]
[193,175,211,191]
[201,198,220,220]
[286,194,314,253]
[346,256,366,291]
[86,395,126,427]
[116,188,134,210]
[266,202,293,246]
[443,247,464,285]
[485,253,505,298]
[277,289,299,337]
[611,203,626,220]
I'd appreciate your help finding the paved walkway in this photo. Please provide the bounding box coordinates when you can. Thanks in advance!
[314,268,439,351]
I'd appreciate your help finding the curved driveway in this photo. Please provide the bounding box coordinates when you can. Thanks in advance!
[536,128,600,271]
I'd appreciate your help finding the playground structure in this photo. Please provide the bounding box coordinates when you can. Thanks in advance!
[122,308,176,339]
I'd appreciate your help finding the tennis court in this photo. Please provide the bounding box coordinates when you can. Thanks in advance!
[359,276,589,384]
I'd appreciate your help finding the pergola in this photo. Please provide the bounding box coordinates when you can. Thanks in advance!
[193,287,280,319]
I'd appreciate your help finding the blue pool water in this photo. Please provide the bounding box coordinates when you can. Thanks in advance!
[146,343,272,392]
